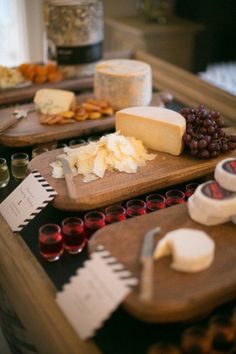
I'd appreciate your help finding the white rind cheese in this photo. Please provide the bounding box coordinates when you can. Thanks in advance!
[94,59,152,110]
[116,106,186,155]
[187,180,236,226]
[154,228,215,273]
[188,196,231,226]
[214,158,236,192]
[34,88,76,115]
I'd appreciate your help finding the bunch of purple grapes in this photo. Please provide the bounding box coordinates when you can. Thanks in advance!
[180,105,236,158]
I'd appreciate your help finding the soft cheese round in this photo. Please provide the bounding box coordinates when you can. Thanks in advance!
[94,59,152,110]
[188,195,231,226]
[190,181,236,219]
[154,228,215,273]
[215,158,236,192]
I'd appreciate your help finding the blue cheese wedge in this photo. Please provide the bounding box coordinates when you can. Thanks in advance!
[34,88,76,115]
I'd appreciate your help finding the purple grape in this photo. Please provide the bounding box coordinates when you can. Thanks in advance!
[198,139,208,149]
[189,140,198,149]
[221,144,229,152]
[198,150,210,158]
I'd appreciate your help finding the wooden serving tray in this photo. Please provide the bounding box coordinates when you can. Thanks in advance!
[89,203,236,323]
[28,129,236,211]
[0,94,115,147]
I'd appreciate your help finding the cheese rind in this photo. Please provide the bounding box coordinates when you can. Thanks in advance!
[34,88,76,115]
[214,158,236,192]
[115,106,186,155]
[94,59,152,110]
[154,228,215,273]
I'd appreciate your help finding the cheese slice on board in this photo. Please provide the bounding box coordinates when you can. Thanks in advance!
[215,158,236,192]
[94,59,152,110]
[116,107,186,155]
[34,88,76,115]
[154,228,215,273]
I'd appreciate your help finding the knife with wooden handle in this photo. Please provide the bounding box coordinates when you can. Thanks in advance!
[0,108,35,133]
[139,226,161,302]
[57,156,78,201]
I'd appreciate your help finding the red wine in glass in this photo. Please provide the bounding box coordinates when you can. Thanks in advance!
[39,224,63,261]
[105,206,126,223]
[62,217,86,254]
[84,211,106,239]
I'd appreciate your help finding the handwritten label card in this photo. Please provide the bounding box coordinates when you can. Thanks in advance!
[56,246,138,340]
[0,170,57,231]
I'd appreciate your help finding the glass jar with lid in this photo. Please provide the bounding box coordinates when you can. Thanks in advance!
[44,0,104,77]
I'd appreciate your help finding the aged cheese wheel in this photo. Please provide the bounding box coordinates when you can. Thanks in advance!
[116,106,186,155]
[94,59,152,110]
[214,157,236,192]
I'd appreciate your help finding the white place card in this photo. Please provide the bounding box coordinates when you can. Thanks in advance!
[0,170,57,232]
[56,245,138,340]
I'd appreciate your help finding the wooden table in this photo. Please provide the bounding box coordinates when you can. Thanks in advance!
[0,52,236,354]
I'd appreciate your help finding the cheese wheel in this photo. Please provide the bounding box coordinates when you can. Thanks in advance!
[188,195,231,226]
[214,158,236,192]
[34,88,76,115]
[94,59,152,110]
[154,228,215,273]
[116,106,186,155]
[188,179,236,226]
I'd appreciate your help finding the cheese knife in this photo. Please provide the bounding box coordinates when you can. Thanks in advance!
[0,108,35,134]
[139,226,161,302]
[57,156,78,201]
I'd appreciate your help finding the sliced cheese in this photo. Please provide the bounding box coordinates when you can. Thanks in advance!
[94,59,152,110]
[215,158,236,192]
[34,88,76,115]
[116,106,186,155]
[154,228,215,273]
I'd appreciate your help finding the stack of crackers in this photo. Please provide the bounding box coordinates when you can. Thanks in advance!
[40,98,114,125]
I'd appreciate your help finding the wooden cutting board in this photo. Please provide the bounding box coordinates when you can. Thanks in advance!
[28,129,236,211]
[0,94,115,147]
[89,203,236,323]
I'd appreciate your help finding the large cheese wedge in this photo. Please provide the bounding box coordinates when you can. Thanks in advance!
[154,228,215,273]
[116,107,186,155]
[215,158,236,192]
[34,88,76,115]
[189,181,236,222]
[94,59,152,110]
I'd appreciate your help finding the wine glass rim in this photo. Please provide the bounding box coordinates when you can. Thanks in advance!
[126,199,146,208]
[146,194,165,201]
[105,205,126,214]
[84,211,105,221]
[11,152,29,160]
[62,216,84,225]
[165,190,185,198]
[39,223,61,233]
[0,157,7,165]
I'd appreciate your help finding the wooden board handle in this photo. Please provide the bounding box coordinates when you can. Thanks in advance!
[0,115,18,133]
[140,258,154,302]
[64,173,78,201]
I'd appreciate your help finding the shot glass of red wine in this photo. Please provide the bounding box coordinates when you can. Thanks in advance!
[165,190,185,207]
[61,217,86,254]
[105,205,126,223]
[185,182,199,199]
[39,224,64,261]
[84,211,106,238]
[126,199,147,217]
[146,194,166,212]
